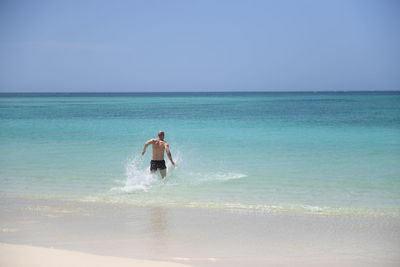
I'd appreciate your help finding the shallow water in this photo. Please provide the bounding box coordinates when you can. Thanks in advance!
[1,92,399,215]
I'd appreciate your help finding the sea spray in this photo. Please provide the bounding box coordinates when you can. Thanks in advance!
[111,155,156,192]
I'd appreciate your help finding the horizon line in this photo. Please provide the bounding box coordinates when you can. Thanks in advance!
[0,89,399,94]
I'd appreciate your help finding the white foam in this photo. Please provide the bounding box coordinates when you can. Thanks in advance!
[212,172,247,181]
[182,171,247,183]
[110,155,156,193]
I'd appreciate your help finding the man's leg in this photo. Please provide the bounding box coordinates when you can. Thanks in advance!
[160,169,167,178]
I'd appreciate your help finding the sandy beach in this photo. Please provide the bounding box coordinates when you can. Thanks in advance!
[1,196,399,267]
[0,243,192,267]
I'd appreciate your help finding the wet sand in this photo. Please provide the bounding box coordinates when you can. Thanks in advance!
[1,196,399,266]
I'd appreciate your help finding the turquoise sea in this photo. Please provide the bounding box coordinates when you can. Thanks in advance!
[1,92,399,215]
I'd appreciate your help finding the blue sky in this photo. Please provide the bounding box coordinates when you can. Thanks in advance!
[0,0,399,92]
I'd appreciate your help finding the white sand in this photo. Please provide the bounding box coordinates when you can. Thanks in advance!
[0,243,192,267]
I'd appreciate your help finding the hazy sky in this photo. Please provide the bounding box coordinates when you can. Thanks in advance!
[0,0,399,92]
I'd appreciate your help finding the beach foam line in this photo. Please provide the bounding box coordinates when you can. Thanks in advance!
[0,243,193,267]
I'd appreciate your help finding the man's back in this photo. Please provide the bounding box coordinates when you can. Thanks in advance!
[151,139,167,160]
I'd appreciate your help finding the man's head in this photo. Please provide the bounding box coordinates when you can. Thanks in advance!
[158,131,165,140]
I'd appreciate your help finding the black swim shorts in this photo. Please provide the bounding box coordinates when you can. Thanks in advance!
[150,160,166,171]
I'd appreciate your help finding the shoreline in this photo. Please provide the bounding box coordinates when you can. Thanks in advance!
[2,193,399,218]
[1,196,399,266]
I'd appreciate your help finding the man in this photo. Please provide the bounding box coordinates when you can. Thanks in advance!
[142,131,175,178]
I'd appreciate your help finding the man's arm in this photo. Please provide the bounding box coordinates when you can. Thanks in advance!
[165,143,175,165]
[141,139,154,156]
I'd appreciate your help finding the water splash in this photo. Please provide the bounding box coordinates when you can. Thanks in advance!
[111,155,156,192]
[110,150,246,193]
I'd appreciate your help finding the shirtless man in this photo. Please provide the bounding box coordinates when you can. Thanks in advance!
[141,131,175,178]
